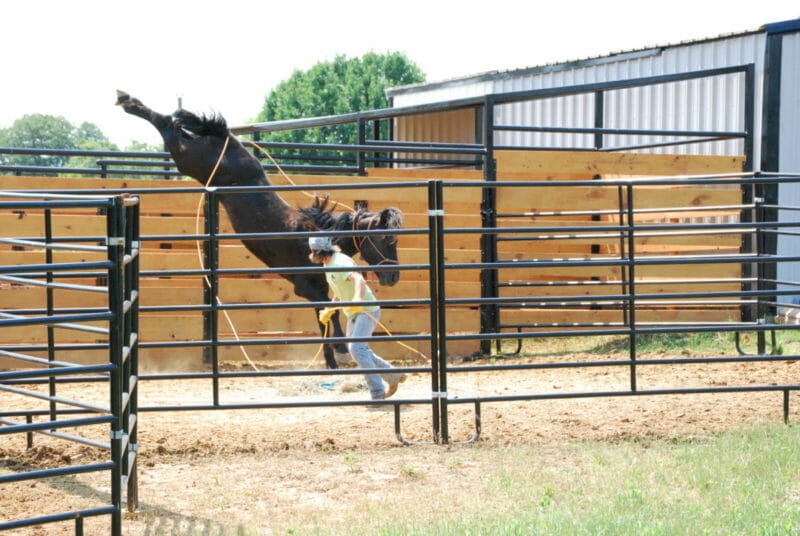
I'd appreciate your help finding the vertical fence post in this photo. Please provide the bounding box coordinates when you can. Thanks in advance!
[252,131,262,160]
[372,120,382,168]
[616,187,629,327]
[124,199,140,513]
[357,119,366,176]
[106,196,125,536]
[594,90,604,150]
[626,183,637,392]
[755,177,767,354]
[758,41,779,352]
[480,96,498,355]
[742,63,763,351]
[203,191,221,405]
[427,180,442,444]
[44,208,56,432]
[434,180,449,445]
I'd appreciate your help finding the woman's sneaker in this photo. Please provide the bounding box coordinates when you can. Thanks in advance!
[384,374,407,399]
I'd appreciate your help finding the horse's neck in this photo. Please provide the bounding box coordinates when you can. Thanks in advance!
[217,173,296,233]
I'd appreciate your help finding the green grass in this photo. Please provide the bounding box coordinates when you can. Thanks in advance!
[283,425,800,536]
[495,329,800,359]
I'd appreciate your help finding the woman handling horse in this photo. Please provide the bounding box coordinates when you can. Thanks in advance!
[310,235,406,401]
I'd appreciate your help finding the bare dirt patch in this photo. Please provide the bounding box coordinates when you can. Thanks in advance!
[2,349,799,535]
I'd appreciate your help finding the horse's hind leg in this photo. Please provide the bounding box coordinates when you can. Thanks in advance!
[116,91,172,128]
[115,91,181,149]
[316,310,352,369]
[294,276,349,369]
[324,310,353,365]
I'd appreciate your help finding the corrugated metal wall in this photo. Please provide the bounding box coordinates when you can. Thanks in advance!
[777,32,800,300]
[393,33,766,162]
[392,28,800,313]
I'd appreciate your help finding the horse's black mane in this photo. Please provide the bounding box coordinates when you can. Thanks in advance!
[172,109,228,139]
[298,195,402,233]
[298,195,339,229]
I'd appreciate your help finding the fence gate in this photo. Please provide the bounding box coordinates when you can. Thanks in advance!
[0,191,139,535]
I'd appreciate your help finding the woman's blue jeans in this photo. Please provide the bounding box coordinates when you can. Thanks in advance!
[346,309,402,399]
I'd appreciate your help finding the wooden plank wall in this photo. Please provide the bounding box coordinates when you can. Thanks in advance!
[0,171,482,370]
[0,150,746,369]
[494,150,747,329]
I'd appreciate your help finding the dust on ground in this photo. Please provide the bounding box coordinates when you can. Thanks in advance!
[2,349,798,535]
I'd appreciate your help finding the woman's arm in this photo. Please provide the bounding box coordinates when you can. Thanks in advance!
[347,271,368,302]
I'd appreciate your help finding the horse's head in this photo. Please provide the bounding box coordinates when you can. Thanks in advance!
[298,196,403,286]
[353,207,403,287]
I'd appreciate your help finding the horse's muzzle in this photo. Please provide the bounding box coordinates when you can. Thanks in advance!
[377,270,400,287]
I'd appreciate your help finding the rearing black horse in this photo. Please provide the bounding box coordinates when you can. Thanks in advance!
[116,91,403,369]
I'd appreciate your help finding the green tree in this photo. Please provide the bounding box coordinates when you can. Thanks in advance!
[0,114,171,179]
[0,114,118,170]
[124,140,162,153]
[255,52,424,163]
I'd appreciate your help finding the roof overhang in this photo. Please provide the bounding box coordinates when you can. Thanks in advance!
[762,18,800,35]
[386,18,800,99]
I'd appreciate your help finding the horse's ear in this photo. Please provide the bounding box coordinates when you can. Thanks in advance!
[379,207,403,228]
[314,194,338,214]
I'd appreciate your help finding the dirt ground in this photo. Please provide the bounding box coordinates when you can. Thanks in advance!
[2,347,799,535]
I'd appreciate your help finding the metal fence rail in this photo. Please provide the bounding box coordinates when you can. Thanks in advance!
[0,192,139,535]
[430,174,800,443]
[1,173,799,525]
[5,62,799,523]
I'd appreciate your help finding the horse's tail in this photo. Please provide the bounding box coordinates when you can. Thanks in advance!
[172,109,229,139]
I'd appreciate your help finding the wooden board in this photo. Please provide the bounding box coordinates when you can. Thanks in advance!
[500,307,741,326]
[496,184,742,213]
[366,168,483,181]
[497,260,743,282]
[0,309,480,344]
[497,233,741,257]
[0,247,484,282]
[499,278,741,297]
[0,174,481,216]
[495,150,746,178]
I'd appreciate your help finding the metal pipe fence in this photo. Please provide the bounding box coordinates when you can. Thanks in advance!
[0,191,139,535]
[431,174,800,443]
[2,173,800,521]
[1,62,793,520]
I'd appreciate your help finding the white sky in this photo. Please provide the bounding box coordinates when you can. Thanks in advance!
[2,0,798,148]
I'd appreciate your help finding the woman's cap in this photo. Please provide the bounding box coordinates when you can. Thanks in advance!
[308,235,334,252]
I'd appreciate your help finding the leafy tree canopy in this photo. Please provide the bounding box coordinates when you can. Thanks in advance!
[256,52,424,150]
[0,114,118,168]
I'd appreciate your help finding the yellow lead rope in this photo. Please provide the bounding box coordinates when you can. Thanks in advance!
[194,136,264,373]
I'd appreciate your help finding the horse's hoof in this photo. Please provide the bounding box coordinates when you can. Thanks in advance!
[334,352,353,366]
[115,90,131,106]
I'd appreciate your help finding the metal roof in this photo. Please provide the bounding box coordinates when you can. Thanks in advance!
[385,20,797,98]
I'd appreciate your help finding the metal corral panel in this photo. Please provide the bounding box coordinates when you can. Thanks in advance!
[777,32,800,302]
[392,33,767,161]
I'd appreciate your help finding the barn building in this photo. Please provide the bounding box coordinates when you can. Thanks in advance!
[386,17,800,313]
